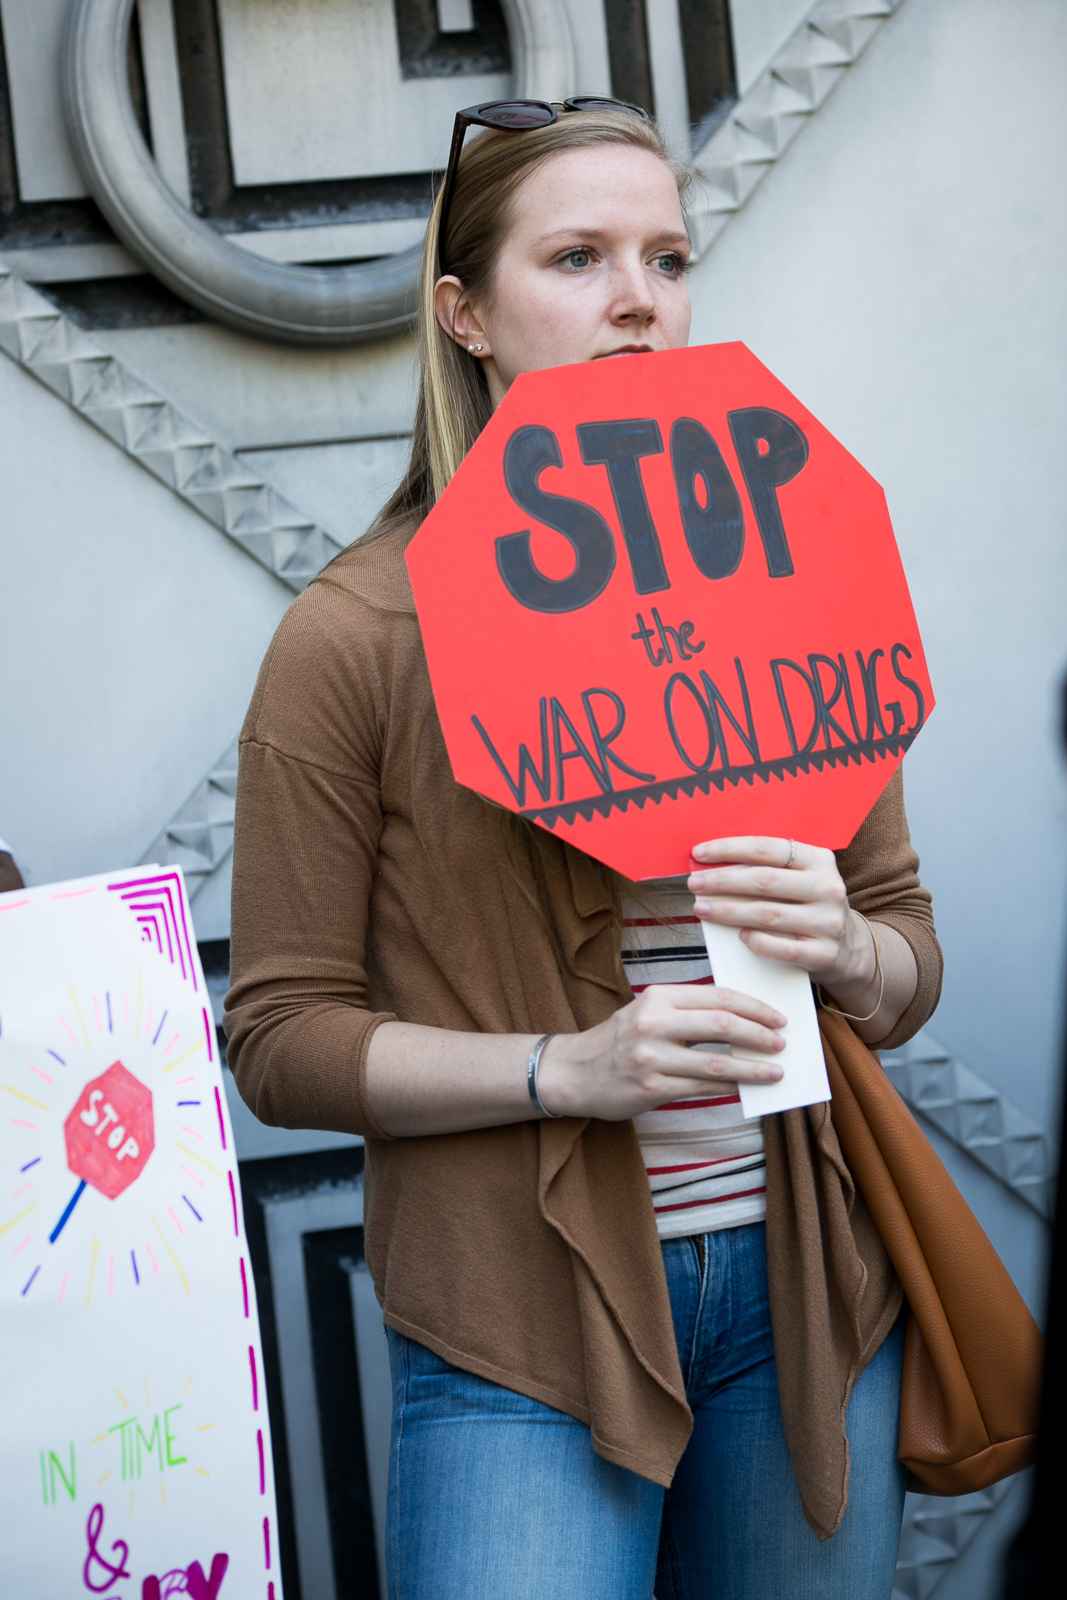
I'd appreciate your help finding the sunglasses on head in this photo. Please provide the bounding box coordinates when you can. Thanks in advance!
[435,96,652,277]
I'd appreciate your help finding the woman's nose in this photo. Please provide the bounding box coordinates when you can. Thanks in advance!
[611,276,656,324]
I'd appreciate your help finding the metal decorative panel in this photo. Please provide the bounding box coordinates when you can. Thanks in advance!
[0,258,343,587]
[217,0,509,184]
[688,0,904,256]
[895,1481,1020,1600]
[60,0,576,342]
[0,0,89,201]
[881,1036,1054,1218]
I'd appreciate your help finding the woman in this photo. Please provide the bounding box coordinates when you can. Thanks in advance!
[225,100,941,1599]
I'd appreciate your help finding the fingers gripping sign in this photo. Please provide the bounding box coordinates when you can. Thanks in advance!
[556,978,791,1125]
[688,836,842,1113]
[690,836,853,972]
[684,838,851,1113]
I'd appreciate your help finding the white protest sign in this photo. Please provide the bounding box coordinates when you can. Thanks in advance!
[0,866,282,1598]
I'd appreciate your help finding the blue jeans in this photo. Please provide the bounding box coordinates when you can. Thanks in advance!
[384,1221,906,1599]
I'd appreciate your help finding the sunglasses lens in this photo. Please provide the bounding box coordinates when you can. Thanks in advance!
[569,96,650,119]
[479,101,554,129]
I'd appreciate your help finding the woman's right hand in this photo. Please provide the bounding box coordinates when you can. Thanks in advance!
[539,986,787,1122]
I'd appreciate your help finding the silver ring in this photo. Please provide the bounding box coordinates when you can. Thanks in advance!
[61,0,576,345]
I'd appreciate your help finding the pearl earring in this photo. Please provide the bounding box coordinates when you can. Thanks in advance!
[468,342,484,353]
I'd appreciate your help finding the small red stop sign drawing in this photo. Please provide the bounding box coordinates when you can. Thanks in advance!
[64,1061,155,1200]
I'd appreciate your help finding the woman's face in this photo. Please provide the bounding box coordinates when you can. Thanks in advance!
[437,142,692,408]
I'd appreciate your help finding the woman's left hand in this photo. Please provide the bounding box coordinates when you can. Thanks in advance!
[687,835,875,988]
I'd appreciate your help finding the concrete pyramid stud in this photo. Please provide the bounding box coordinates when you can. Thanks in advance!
[900,1059,957,1111]
[693,167,746,214]
[266,527,315,573]
[67,353,136,410]
[91,378,154,425]
[0,270,59,332]
[773,24,856,82]
[223,483,291,533]
[893,1560,949,1600]
[893,1534,954,1600]
[1004,1137,1047,1182]
[735,105,807,161]
[18,312,84,367]
[182,487,228,528]
[269,527,334,578]
[176,443,231,494]
[122,399,191,454]
[806,19,865,63]
[687,212,728,257]
[158,830,224,880]
[955,1088,1004,1147]
[26,358,80,406]
[772,60,843,110]
[1004,1129,1049,1185]
[819,17,882,58]
[121,399,177,453]
[739,70,812,125]
[15,311,63,365]
[168,812,234,850]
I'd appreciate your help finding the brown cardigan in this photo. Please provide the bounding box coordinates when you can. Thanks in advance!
[224,530,943,1540]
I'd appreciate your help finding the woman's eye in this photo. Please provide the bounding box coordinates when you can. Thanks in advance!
[555,247,689,274]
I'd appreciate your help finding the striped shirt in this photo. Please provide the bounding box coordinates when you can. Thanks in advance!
[621,879,767,1241]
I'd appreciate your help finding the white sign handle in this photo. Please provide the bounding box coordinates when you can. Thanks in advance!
[699,917,831,1116]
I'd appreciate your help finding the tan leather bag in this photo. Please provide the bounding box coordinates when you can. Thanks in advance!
[820,1009,1043,1494]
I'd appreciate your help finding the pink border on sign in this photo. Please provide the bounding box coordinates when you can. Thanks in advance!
[107,871,198,991]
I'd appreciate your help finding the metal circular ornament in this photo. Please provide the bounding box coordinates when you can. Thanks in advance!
[61,0,576,346]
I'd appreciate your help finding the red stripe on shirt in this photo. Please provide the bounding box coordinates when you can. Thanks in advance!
[651,1093,740,1111]
[653,1185,767,1215]
[646,1154,746,1175]
[629,974,714,994]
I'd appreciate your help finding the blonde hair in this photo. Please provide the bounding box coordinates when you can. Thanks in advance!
[365,106,692,544]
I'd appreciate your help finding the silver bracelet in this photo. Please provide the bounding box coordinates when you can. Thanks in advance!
[816,915,887,1024]
[527,1033,561,1118]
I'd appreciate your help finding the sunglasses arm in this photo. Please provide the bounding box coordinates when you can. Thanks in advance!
[435,112,474,279]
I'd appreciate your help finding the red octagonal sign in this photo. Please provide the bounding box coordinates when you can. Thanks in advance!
[64,1060,155,1201]
[407,343,934,881]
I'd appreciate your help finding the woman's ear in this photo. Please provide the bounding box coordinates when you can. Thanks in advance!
[433,275,490,356]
